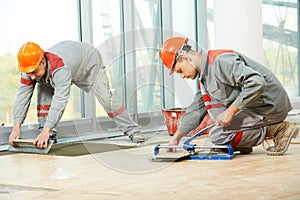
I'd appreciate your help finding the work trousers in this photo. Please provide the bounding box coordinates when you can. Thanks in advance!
[202,92,287,148]
[90,68,139,135]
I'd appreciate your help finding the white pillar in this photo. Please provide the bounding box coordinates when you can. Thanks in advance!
[213,0,264,63]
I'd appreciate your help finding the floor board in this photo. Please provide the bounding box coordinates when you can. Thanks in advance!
[0,128,299,200]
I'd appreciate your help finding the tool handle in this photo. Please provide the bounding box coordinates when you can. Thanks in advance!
[183,123,215,145]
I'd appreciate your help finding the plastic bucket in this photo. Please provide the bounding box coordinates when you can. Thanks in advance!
[162,108,186,136]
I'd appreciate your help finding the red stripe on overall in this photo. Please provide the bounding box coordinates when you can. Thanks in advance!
[204,49,243,147]
[107,105,125,118]
[232,131,243,148]
[208,49,233,65]
[44,52,65,77]
[202,93,224,111]
[37,105,51,117]
[20,77,36,86]
[36,52,64,117]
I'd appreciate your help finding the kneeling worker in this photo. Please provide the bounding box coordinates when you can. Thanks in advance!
[159,37,298,155]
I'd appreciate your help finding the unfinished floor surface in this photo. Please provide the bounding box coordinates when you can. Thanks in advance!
[0,130,299,200]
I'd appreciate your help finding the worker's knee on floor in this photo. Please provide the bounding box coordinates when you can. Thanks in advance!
[209,129,236,146]
[209,134,229,146]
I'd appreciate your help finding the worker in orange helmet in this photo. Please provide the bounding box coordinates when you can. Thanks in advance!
[159,37,298,156]
[9,41,146,149]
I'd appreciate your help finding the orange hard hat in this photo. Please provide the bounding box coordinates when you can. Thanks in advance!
[159,37,189,75]
[17,42,44,73]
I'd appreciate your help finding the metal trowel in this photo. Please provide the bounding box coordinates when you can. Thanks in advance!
[8,139,54,154]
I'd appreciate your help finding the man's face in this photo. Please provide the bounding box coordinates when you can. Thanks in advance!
[26,60,46,81]
[173,57,198,80]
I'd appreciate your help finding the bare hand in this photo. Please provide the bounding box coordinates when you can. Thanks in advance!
[166,129,186,152]
[216,105,240,127]
[216,111,234,127]
[9,125,21,147]
[33,128,51,149]
[166,138,179,153]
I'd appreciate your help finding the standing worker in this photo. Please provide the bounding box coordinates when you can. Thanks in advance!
[159,37,298,155]
[9,41,145,149]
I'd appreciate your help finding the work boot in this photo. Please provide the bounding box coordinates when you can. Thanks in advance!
[234,147,253,154]
[264,121,299,156]
[128,132,146,143]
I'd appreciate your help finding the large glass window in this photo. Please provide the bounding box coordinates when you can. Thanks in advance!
[0,0,80,126]
[92,0,122,117]
[133,0,163,113]
[206,0,299,97]
[92,0,164,117]
[1,0,298,130]
[171,0,198,108]
[262,0,298,97]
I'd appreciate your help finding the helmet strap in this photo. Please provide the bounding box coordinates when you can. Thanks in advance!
[176,44,191,59]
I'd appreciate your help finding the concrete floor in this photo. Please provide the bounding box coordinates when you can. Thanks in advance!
[0,124,300,200]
